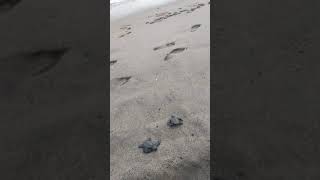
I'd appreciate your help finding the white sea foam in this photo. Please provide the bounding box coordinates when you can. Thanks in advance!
[110,0,176,21]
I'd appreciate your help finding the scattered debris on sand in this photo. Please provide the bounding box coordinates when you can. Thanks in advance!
[167,114,183,127]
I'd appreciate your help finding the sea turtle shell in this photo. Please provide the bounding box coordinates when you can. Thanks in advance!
[167,114,183,127]
[138,138,161,153]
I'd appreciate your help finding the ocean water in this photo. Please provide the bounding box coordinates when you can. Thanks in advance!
[110,0,133,8]
[110,0,176,20]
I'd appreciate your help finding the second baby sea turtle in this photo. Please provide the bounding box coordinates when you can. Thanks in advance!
[138,138,161,153]
[167,114,183,127]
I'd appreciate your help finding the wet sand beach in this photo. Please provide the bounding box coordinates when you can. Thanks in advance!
[110,0,210,179]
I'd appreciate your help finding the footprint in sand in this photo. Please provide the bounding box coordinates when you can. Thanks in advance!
[191,24,201,32]
[179,9,188,13]
[0,0,21,13]
[25,48,70,76]
[1,47,70,77]
[120,25,131,30]
[189,3,204,11]
[148,11,183,24]
[111,76,132,87]
[110,60,117,66]
[146,3,205,24]
[147,3,206,25]
[119,31,132,38]
[164,47,187,61]
[153,41,175,51]
[119,25,132,38]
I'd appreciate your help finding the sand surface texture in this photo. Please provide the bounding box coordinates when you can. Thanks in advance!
[214,0,320,179]
[110,0,210,179]
[0,0,107,179]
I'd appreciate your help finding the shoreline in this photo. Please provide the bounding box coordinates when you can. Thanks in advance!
[110,0,177,21]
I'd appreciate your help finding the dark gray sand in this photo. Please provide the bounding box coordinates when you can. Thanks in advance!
[0,0,107,179]
[214,0,320,179]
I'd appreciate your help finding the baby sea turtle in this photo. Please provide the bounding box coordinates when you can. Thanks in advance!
[167,114,183,127]
[138,138,161,153]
